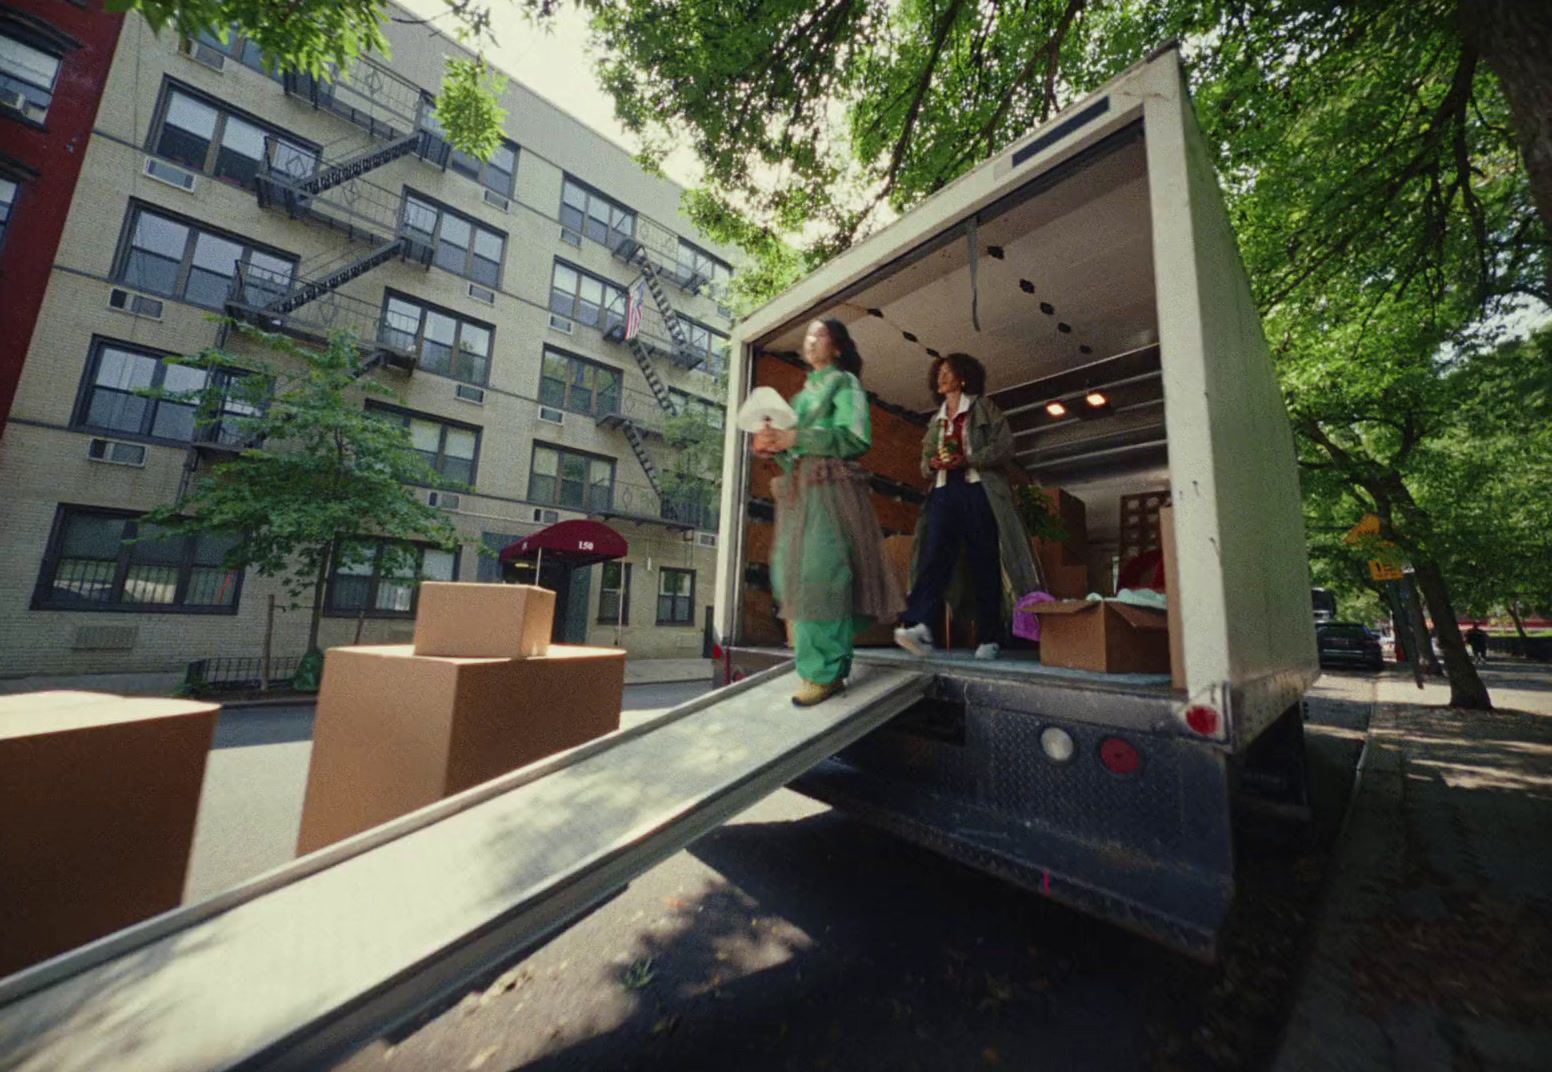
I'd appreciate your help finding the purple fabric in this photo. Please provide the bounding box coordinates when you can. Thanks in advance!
[1012,590,1058,642]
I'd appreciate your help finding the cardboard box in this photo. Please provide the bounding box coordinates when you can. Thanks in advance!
[1032,537,1091,599]
[1039,486,1089,558]
[0,692,217,975]
[413,582,555,659]
[1029,600,1171,674]
[296,644,625,854]
[1159,506,1185,688]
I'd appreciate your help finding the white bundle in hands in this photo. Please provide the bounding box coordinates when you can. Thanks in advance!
[736,386,798,433]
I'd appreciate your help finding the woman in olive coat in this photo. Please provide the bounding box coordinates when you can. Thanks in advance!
[895,353,1041,659]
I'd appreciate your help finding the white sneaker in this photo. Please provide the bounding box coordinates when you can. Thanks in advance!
[894,622,933,657]
[974,642,1000,661]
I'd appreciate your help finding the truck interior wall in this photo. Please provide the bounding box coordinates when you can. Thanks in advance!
[1144,64,1318,732]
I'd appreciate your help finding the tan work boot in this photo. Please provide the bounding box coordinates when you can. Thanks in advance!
[792,678,845,707]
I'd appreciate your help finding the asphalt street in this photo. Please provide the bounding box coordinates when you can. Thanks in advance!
[291,673,1378,1072]
[183,681,713,902]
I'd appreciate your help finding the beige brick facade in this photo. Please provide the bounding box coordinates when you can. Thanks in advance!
[0,9,734,677]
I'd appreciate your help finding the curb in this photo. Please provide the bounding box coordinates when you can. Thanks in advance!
[1267,691,1384,1071]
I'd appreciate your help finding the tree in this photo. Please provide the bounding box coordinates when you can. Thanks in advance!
[142,328,461,666]
[585,0,1548,309]
[582,0,1550,710]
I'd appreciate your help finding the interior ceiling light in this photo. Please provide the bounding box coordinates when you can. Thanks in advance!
[1085,391,1109,408]
[1045,401,1068,418]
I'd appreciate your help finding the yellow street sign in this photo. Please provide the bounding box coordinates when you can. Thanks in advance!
[1345,514,1382,544]
[1369,560,1404,582]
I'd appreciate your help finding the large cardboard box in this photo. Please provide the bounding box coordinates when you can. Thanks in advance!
[297,644,625,854]
[413,582,555,659]
[1159,505,1185,688]
[1029,600,1171,674]
[0,691,217,975]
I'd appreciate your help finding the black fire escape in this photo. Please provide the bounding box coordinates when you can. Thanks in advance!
[221,54,453,371]
[187,56,454,500]
[589,215,722,531]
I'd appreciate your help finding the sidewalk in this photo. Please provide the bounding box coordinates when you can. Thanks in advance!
[0,657,712,701]
[1275,662,1552,1071]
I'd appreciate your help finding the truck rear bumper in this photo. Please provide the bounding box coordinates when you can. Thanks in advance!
[725,645,1238,958]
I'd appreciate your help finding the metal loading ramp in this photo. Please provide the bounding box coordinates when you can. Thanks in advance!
[0,662,929,1072]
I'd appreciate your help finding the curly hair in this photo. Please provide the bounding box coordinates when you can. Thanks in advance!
[818,318,864,378]
[928,352,986,401]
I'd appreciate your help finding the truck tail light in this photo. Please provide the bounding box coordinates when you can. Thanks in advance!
[1185,705,1220,736]
[1039,726,1075,763]
[1098,736,1141,776]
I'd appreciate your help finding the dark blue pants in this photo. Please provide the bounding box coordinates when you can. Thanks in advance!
[905,474,1002,641]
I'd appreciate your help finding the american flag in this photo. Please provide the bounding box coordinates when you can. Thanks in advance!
[624,281,646,341]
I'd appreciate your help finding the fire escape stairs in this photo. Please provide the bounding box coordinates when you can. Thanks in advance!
[290,132,428,196]
[619,420,663,497]
[266,239,417,316]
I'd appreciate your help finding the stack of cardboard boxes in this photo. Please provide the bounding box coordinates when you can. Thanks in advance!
[1027,489,1181,683]
[296,583,626,854]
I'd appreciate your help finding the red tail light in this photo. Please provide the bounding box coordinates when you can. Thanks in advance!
[1185,705,1220,736]
[1098,736,1141,776]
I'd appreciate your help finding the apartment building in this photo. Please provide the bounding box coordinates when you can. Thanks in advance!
[0,0,126,434]
[0,7,737,677]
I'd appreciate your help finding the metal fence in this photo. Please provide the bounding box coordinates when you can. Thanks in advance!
[183,655,303,693]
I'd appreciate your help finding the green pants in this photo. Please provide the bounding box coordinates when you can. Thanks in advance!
[794,615,870,685]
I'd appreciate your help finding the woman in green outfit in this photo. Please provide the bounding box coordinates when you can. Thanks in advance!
[754,318,904,707]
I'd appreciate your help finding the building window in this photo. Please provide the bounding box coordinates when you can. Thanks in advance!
[539,348,621,417]
[677,240,732,292]
[0,176,15,249]
[114,203,296,309]
[151,84,317,189]
[402,192,505,286]
[529,444,614,512]
[549,261,626,332]
[325,540,456,618]
[669,389,725,431]
[189,26,280,78]
[379,293,492,385]
[677,316,730,376]
[75,340,256,446]
[369,405,480,485]
[35,507,242,613]
[0,32,61,124]
[560,177,634,249]
[657,568,695,625]
[449,139,517,198]
[599,561,631,625]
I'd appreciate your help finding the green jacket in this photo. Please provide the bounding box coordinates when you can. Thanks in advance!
[912,396,1043,610]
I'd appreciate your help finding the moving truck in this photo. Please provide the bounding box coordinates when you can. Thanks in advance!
[711,45,1320,957]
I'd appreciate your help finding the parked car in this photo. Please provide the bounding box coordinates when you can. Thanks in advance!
[1316,622,1385,671]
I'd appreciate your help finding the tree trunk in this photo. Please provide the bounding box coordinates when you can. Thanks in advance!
[1508,601,1530,641]
[1413,558,1493,709]
[1403,573,1443,677]
[308,540,335,654]
[1461,0,1552,293]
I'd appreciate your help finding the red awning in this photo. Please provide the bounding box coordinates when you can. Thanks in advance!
[499,520,628,568]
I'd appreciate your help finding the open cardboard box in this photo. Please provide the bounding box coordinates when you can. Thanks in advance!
[1029,599,1170,674]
